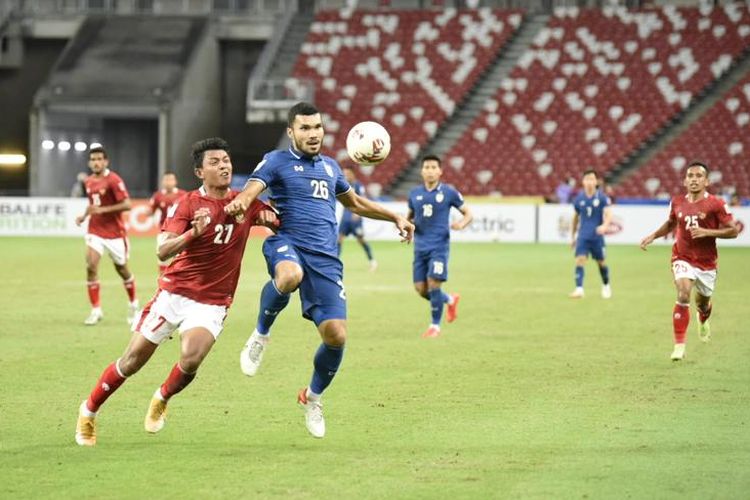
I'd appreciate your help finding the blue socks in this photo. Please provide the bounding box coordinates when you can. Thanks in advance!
[310,343,344,394]
[428,288,445,325]
[575,265,584,287]
[361,241,373,261]
[256,280,290,335]
[599,265,610,285]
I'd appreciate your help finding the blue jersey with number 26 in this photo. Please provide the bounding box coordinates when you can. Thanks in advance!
[408,183,465,252]
[250,148,351,257]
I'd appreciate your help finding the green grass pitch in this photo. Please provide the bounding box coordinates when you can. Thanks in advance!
[0,236,748,499]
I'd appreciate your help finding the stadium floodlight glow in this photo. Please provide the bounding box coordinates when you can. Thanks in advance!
[58,141,71,152]
[0,154,27,166]
[42,140,55,150]
[74,141,88,152]
[89,142,102,149]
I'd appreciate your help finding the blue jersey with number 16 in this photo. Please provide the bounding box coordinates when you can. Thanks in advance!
[408,183,465,252]
[250,148,351,257]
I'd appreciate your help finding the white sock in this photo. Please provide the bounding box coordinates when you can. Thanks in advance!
[306,388,321,402]
[80,401,97,417]
[153,388,166,402]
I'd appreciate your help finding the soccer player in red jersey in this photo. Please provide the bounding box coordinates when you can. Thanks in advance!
[640,161,739,361]
[74,138,277,446]
[148,171,186,274]
[75,147,139,326]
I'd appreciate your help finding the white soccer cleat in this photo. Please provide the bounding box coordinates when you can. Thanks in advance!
[601,284,612,299]
[369,259,378,272]
[84,308,104,326]
[144,390,168,433]
[240,331,268,377]
[127,301,140,325]
[671,343,686,361]
[75,401,97,446]
[569,287,584,299]
[697,312,711,343]
[298,388,325,438]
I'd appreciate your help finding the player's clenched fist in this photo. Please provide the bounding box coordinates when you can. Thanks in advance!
[395,216,415,243]
[255,209,280,230]
[224,195,249,217]
[191,207,212,236]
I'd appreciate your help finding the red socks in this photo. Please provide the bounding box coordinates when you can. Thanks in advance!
[698,303,712,324]
[673,303,690,344]
[160,363,196,401]
[123,276,137,303]
[86,361,127,412]
[87,281,101,308]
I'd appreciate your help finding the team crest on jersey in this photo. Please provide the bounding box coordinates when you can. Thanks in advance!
[436,192,444,203]
[593,198,600,207]
[698,212,706,219]
[323,162,334,178]
[99,189,106,195]
[416,195,423,201]
[678,212,682,218]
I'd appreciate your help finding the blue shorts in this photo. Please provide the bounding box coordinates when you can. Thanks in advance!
[575,237,606,261]
[338,217,364,237]
[262,235,346,326]
[413,248,449,283]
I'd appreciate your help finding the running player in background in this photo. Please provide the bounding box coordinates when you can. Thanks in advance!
[75,146,139,326]
[74,137,277,446]
[227,102,413,439]
[640,161,739,361]
[569,169,613,299]
[149,171,186,274]
[337,166,377,271]
[407,155,473,339]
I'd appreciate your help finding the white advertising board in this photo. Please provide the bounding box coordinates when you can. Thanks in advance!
[538,204,750,247]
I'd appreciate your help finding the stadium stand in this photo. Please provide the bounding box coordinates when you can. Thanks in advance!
[440,4,750,196]
[618,73,750,199]
[290,8,523,193]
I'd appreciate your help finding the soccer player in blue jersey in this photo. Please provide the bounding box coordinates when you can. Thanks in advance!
[225,102,413,438]
[569,169,613,299]
[407,155,473,339]
[337,166,377,271]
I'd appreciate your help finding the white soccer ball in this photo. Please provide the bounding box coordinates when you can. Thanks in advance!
[346,121,391,166]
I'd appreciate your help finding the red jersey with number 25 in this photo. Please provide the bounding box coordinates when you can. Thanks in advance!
[84,170,129,238]
[668,192,734,270]
[159,187,270,306]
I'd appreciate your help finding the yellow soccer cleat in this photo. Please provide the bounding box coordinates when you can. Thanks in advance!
[75,401,97,446]
[144,392,168,434]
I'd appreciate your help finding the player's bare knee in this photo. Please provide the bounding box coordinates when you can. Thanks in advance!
[274,264,303,293]
[319,321,347,346]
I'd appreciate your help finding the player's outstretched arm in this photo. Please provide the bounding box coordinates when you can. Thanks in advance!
[91,198,132,215]
[640,220,675,251]
[338,190,414,242]
[224,180,265,217]
[450,205,473,231]
[690,221,740,240]
[157,207,212,260]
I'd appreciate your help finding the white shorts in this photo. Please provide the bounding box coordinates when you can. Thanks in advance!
[672,260,717,297]
[132,290,228,344]
[85,234,129,266]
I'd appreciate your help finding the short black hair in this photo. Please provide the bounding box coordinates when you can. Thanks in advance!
[191,137,230,169]
[421,155,442,167]
[687,160,710,175]
[582,169,598,179]
[287,102,320,127]
[89,146,107,159]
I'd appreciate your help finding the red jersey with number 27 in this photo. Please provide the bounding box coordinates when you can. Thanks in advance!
[159,187,270,306]
[84,170,129,238]
[668,192,734,270]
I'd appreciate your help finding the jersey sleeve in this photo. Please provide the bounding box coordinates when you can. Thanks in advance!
[249,153,276,188]
[334,162,351,195]
[715,198,734,226]
[451,187,465,209]
[110,174,129,202]
[572,196,581,214]
[161,196,192,234]
[667,199,676,223]
[149,193,158,212]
